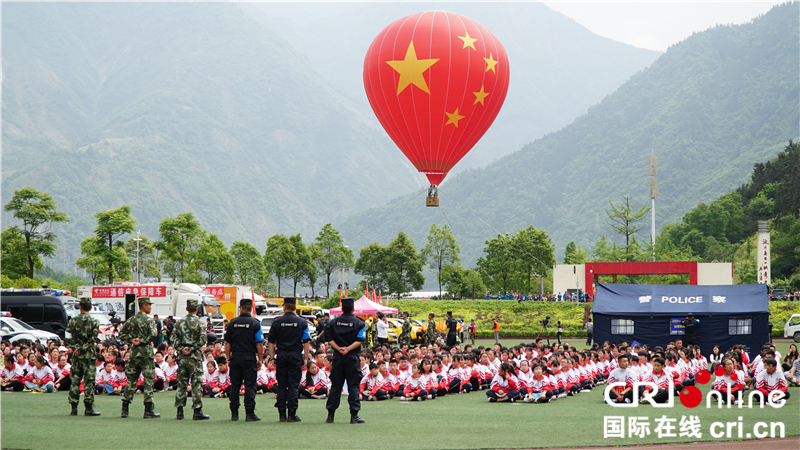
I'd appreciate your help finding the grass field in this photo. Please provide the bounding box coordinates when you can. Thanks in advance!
[2,339,796,450]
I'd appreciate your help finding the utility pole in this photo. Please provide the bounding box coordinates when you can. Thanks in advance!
[133,231,142,283]
[648,154,658,261]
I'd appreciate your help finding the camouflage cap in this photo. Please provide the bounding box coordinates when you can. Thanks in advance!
[138,297,153,305]
[79,296,92,307]
[186,299,199,308]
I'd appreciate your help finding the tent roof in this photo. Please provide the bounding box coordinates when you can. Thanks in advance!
[592,284,768,315]
[330,295,398,315]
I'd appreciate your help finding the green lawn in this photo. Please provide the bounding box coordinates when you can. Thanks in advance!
[2,380,797,450]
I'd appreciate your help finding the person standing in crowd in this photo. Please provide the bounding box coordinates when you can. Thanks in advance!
[681,314,698,346]
[324,297,366,424]
[268,297,311,423]
[556,321,563,345]
[165,317,175,344]
[469,319,476,345]
[172,299,209,421]
[153,315,163,348]
[399,312,412,348]
[493,318,500,344]
[224,298,265,422]
[66,296,101,417]
[118,297,159,419]
[426,313,437,345]
[445,311,458,347]
[585,319,594,346]
[316,313,329,344]
[376,313,389,347]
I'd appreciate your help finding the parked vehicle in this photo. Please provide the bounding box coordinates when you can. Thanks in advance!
[0,289,73,339]
[77,282,225,336]
[0,313,61,344]
[770,288,788,300]
[784,314,800,342]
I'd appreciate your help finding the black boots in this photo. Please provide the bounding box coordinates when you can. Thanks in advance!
[326,410,335,423]
[143,402,160,419]
[287,409,301,422]
[231,406,239,421]
[193,408,209,421]
[176,406,184,420]
[245,411,261,422]
[84,404,101,416]
[70,403,78,416]
[278,408,287,422]
[350,411,365,424]
[121,401,130,418]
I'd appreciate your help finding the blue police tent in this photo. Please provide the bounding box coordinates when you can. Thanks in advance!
[592,284,769,359]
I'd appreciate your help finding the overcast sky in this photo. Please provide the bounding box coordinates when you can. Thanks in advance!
[542,1,783,51]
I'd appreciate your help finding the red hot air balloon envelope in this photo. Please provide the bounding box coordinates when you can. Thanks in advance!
[363,11,510,206]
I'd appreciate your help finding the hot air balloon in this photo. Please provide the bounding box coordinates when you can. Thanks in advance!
[363,11,510,206]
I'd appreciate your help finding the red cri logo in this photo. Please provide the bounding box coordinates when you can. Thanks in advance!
[678,369,711,408]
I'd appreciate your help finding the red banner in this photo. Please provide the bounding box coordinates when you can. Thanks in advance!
[91,286,166,298]
[205,286,224,298]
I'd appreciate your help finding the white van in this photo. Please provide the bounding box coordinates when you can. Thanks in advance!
[784,314,800,342]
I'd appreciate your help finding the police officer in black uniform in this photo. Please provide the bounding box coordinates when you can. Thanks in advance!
[445,311,458,347]
[224,299,265,422]
[324,297,366,424]
[267,297,311,423]
[681,314,699,346]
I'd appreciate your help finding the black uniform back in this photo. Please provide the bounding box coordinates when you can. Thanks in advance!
[326,314,366,358]
[324,312,366,415]
[225,312,264,417]
[268,311,310,415]
[225,314,263,359]
[446,316,458,346]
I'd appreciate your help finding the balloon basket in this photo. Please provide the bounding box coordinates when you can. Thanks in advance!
[426,196,439,207]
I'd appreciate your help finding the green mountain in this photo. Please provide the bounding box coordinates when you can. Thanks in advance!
[1,1,662,275]
[2,2,423,266]
[246,1,662,171]
[336,2,799,270]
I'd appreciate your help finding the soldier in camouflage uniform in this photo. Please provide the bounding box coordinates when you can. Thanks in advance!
[65,297,101,417]
[118,297,160,419]
[399,311,412,347]
[426,313,437,345]
[172,298,209,421]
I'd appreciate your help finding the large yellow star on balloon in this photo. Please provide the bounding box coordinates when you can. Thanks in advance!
[473,85,490,105]
[484,53,498,73]
[386,41,440,95]
[445,108,465,128]
[458,32,478,50]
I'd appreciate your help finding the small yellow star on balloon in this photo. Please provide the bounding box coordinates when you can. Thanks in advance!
[445,108,465,127]
[484,53,498,73]
[473,85,490,105]
[458,32,478,50]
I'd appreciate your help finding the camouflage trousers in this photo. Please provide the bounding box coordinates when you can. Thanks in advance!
[68,356,95,405]
[399,337,410,347]
[174,357,203,410]
[123,357,154,404]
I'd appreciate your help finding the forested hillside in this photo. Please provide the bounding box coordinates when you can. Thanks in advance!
[337,2,799,268]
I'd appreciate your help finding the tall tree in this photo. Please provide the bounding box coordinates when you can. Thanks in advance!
[308,224,354,297]
[383,231,425,299]
[157,213,206,281]
[477,234,515,294]
[76,237,105,285]
[231,241,266,288]
[3,187,70,278]
[606,196,651,260]
[1,228,38,279]
[196,234,235,284]
[421,224,461,299]
[264,234,296,297]
[93,206,136,283]
[440,265,486,299]
[513,226,555,294]
[286,234,315,296]
[354,243,388,291]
